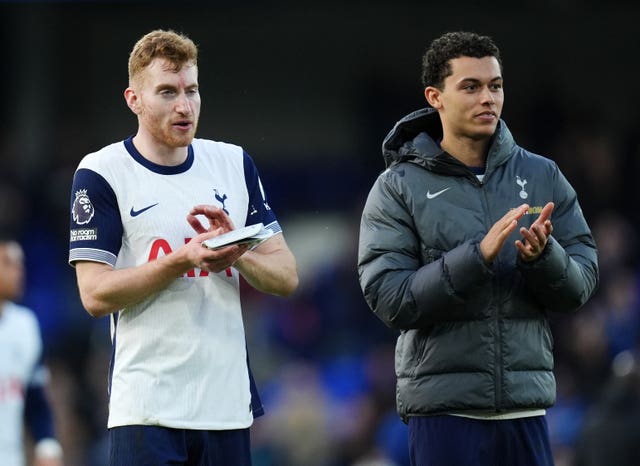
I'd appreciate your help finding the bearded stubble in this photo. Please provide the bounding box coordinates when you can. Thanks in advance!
[139,101,199,149]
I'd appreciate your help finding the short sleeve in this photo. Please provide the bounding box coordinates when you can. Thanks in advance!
[242,151,281,235]
[69,168,123,266]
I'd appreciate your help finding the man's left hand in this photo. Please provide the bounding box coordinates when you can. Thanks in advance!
[515,202,554,262]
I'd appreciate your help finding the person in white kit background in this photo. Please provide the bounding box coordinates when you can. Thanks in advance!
[0,234,64,466]
[68,29,298,465]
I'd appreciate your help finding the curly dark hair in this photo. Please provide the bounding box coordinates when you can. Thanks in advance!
[421,31,501,89]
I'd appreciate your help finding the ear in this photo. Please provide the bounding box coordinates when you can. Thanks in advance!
[124,87,141,115]
[424,86,442,109]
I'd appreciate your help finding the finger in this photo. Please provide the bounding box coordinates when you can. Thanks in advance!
[519,226,538,245]
[189,204,221,216]
[530,223,548,244]
[188,205,236,232]
[500,205,528,235]
[200,206,235,230]
[515,239,529,256]
[500,219,519,239]
[192,228,226,248]
[201,244,249,271]
[226,245,251,266]
[497,204,528,235]
[515,238,539,262]
[187,214,208,234]
[535,202,555,225]
[189,206,224,223]
[509,204,530,223]
[481,205,530,263]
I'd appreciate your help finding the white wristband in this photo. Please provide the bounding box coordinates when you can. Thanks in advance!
[34,438,63,458]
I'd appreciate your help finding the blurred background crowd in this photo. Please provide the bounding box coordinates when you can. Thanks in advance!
[2,2,639,465]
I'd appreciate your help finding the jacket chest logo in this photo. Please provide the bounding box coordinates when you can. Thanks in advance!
[516,176,528,199]
[426,187,451,199]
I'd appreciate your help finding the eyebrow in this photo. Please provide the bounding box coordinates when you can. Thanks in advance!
[459,76,503,84]
[155,83,199,91]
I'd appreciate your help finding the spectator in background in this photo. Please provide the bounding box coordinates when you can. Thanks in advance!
[0,234,64,466]
[573,350,640,466]
[357,31,598,465]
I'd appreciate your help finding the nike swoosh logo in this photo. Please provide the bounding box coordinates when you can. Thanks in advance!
[130,203,159,217]
[426,188,451,199]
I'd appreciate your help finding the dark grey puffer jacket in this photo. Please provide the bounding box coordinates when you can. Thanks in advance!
[357,108,599,420]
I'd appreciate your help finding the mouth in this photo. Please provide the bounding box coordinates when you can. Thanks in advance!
[475,111,497,123]
[173,120,193,130]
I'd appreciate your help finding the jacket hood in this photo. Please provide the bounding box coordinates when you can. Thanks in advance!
[381,107,516,175]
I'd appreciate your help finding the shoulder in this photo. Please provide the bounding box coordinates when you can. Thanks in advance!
[512,146,559,173]
[191,138,244,159]
[76,141,129,173]
[2,303,42,369]
[2,302,39,333]
[365,163,425,210]
[192,138,257,177]
[376,161,434,190]
[509,147,577,197]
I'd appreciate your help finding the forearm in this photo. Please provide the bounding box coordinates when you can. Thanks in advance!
[24,384,54,441]
[233,236,298,296]
[76,251,192,317]
[411,242,492,314]
[362,242,492,330]
[25,383,63,465]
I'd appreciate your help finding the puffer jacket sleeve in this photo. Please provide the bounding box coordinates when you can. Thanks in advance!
[517,165,599,311]
[358,168,492,330]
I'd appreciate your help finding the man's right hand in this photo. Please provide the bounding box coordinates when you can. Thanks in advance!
[479,204,529,263]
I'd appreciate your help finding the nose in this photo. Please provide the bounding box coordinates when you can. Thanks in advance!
[175,93,192,116]
[481,86,495,105]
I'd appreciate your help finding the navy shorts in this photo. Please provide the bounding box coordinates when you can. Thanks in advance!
[408,415,554,466]
[109,425,252,466]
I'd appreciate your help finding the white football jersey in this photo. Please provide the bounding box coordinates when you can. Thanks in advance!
[69,137,280,429]
[0,302,42,466]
